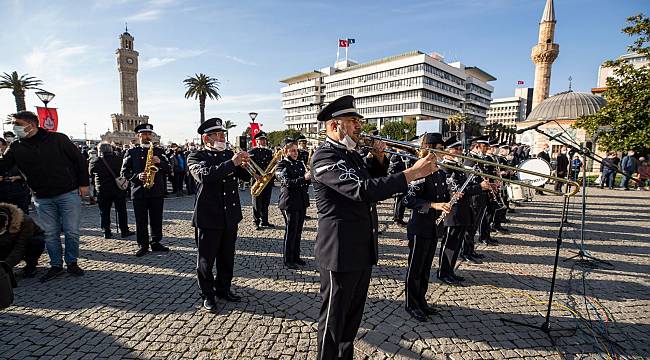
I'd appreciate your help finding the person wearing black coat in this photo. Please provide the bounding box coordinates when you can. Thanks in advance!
[275,138,311,269]
[312,95,436,360]
[402,133,451,322]
[555,146,570,192]
[0,202,45,278]
[121,124,172,257]
[89,143,134,239]
[188,118,251,311]
[0,138,30,214]
[536,143,551,194]
[249,132,276,229]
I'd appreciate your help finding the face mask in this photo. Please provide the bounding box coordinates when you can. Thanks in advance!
[5,136,14,143]
[13,124,30,139]
[189,146,196,151]
[213,141,227,151]
[141,142,151,148]
[337,123,356,151]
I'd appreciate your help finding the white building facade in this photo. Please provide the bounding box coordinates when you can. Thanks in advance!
[280,51,495,134]
[486,87,534,130]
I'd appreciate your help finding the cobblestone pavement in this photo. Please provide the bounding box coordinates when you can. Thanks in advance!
[1,187,649,359]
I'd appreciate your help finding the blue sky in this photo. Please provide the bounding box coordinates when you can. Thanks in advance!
[1,0,646,143]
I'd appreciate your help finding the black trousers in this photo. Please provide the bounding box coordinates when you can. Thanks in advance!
[195,227,238,297]
[405,234,437,310]
[318,267,372,360]
[392,194,406,222]
[439,226,465,278]
[21,232,45,268]
[173,171,185,194]
[97,192,129,233]
[555,171,567,192]
[464,205,486,255]
[0,192,31,214]
[252,183,273,225]
[132,196,164,247]
[281,208,306,264]
[185,173,197,195]
[479,202,494,241]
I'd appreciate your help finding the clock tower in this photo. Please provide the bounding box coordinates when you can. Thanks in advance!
[103,27,157,145]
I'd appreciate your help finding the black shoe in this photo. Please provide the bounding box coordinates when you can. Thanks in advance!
[255,224,262,231]
[471,252,485,259]
[40,266,63,282]
[405,307,428,322]
[304,215,313,220]
[121,230,136,237]
[285,262,299,270]
[203,296,217,311]
[261,223,275,228]
[486,238,499,246]
[466,254,483,264]
[295,258,307,266]
[508,208,516,213]
[439,275,461,286]
[104,230,112,239]
[67,263,84,276]
[23,265,37,278]
[451,273,465,282]
[421,304,438,316]
[490,227,498,233]
[135,246,149,257]
[216,291,241,302]
[150,243,170,252]
[494,226,509,233]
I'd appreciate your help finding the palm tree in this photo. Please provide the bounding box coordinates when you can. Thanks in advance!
[224,120,237,141]
[0,71,43,111]
[183,73,221,124]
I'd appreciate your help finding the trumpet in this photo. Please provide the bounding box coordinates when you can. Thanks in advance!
[228,142,266,181]
[359,133,580,197]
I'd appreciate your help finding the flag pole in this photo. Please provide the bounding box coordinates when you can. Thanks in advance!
[345,44,348,62]
[336,38,340,64]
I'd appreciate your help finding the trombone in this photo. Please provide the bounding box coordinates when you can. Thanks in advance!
[360,133,580,197]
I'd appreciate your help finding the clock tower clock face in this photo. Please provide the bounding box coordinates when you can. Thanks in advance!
[126,57,134,64]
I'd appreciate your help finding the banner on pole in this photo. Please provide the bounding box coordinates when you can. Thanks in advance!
[36,107,59,132]
[250,122,261,147]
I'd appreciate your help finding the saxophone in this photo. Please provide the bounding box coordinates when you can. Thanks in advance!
[251,149,283,197]
[142,142,159,189]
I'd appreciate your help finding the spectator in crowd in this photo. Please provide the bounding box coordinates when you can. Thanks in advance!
[0,138,31,213]
[171,146,187,196]
[555,146,569,192]
[637,157,650,190]
[3,132,16,143]
[184,144,197,195]
[0,202,45,278]
[600,152,620,189]
[620,149,639,190]
[0,111,88,282]
[536,143,551,194]
[570,154,583,182]
[88,142,135,239]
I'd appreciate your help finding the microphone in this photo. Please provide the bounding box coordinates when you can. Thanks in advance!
[516,119,554,134]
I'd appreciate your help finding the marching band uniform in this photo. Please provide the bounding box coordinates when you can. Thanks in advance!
[312,96,410,360]
[389,150,412,226]
[402,133,449,322]
[121,123,172,257]
[296,134,310,165]
[249,131,275,229]
[188,118,251,310]
[480,142,499,245]
[462,136,491,263]
[276,138,310,269]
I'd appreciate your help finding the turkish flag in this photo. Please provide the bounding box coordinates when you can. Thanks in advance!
[250,122,261,147]
[36,107,59,132]
[339,39,349,48]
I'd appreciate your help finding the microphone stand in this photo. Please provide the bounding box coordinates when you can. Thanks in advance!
[531,127,613,268]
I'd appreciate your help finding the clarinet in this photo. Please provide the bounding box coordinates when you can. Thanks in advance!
[436,166,477,225]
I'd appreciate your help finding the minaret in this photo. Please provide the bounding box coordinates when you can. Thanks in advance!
[531,0,559,109]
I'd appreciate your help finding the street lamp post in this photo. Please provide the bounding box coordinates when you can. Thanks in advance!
[35,90,56,129]
[248,112,258,123]
[403,128,410,141]
[84,122,88,143]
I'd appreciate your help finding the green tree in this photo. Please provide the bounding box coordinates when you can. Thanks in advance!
[183,73,221,124]
[361,123,377,134]
[267,129,302,147]
[224,120,237,141]
[575,13,650,153]
[379,121,416,140]
[0,71,43,111]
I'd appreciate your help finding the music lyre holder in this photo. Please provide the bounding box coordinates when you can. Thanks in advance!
[500,196,574,344]
[532,127,613,269]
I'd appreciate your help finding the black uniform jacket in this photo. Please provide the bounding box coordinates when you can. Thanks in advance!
[121,145,172,199]
[89,153,126,196]
[188,149,250,230]
[297,149,309,165]
[249,147,274,173]
[403,170,449,237]
[311,138,407,272]
[463,152,489,209]
[276,157,310,211]
[440,159,483,227]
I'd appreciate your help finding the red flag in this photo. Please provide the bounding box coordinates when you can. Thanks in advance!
[36,107,59,132]
[517,80,525,85]
[250,122,261,147]
[339,39,349,48]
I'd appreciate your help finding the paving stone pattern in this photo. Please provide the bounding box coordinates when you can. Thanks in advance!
[1,187,649,359]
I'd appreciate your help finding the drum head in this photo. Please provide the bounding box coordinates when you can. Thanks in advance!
[518,158,552,186]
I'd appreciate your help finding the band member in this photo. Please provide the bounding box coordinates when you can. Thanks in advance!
[402,133,451,322]
[188,118,251,311]
[311,95,436,360]
[479,140,499,246]
[462,135,493,263]
[492,143,512,230]
[276,138,311,269]
[296,134,310,165]
[438,136,490,285]
[249,131,275,229]
[121,123,172,257]
[388,149,413,226]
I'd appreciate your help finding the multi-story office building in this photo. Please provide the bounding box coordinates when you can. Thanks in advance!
[592,53,648,95]
[486,87,534,130]
[280,51,495,134]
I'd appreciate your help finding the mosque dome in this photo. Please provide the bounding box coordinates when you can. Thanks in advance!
[526,91,607,121]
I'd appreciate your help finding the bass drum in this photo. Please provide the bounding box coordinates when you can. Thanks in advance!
[518,158,552,186]
[506,184,526,201]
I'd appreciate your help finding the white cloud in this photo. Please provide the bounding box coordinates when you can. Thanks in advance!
[126,9,162,22]
[224,55,258,66]
[141,57,176,69]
